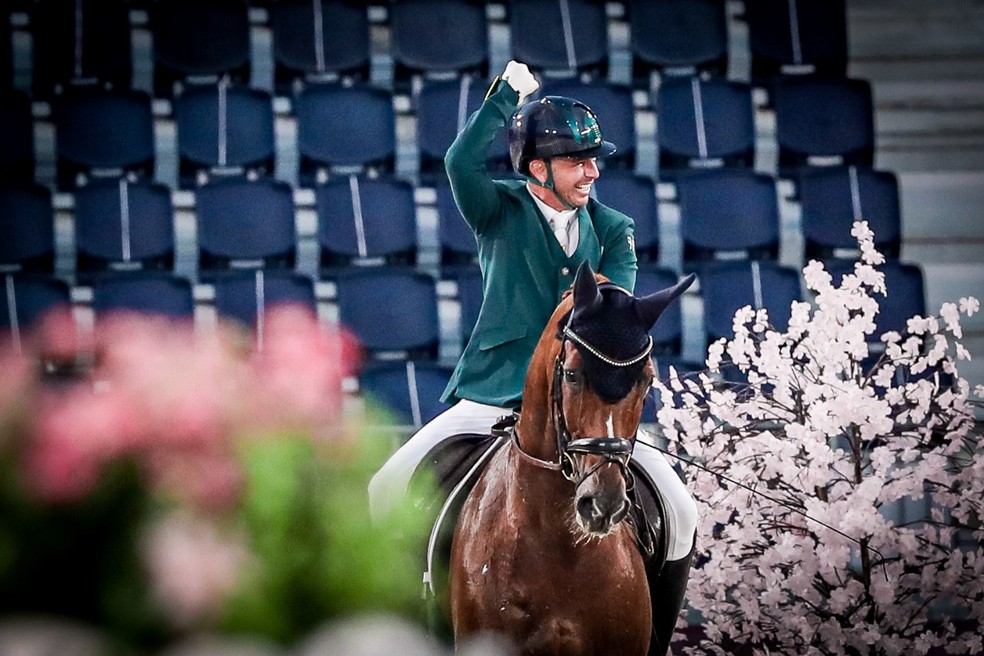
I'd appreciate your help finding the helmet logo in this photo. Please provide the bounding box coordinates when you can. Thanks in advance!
[568,113,603,145]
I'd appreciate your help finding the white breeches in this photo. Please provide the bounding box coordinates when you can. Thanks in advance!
[367,400,698,561]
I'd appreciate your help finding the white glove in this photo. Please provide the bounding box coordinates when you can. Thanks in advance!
[501,60,539,105]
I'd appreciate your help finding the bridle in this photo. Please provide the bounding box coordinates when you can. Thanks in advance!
[512,287,654,489]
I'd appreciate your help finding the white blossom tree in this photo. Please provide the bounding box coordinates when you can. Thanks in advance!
[657,223,983,655]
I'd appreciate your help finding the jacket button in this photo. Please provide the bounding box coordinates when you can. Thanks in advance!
[561,267,570,275]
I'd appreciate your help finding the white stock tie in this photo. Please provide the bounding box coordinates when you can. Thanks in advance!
[551,214,571,255]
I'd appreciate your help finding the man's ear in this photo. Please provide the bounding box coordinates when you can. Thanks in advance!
[528,159,547,184]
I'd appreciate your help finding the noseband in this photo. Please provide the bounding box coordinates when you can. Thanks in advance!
[512,296,653,489]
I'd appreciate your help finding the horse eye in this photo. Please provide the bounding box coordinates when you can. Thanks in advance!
[563,368,581,385]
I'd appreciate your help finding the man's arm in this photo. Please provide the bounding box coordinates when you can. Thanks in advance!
[598,217,639,292]
[445,62,538,235]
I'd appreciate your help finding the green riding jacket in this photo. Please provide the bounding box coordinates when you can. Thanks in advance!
[441,80,639,408]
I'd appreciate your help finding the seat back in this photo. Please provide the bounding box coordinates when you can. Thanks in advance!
[213,270,317,333]
[74,179,175,280]
[592,171,660,263]
[1,274,71,333]
[510,0,609,79]
[315,175,417,272]
[361,360,453,428]
[629,0,728,83]
[196,178,296,278]
[0,91,36,185]
[175,82,275,188]
[91,272,195,320]
[701,260,802,345]
[391,0,489,89]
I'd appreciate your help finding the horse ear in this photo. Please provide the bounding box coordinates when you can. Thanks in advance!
[635,273,696,329]
[572,261,603,320]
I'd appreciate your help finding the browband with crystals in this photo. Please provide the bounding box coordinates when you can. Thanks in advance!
[562,327,653,367]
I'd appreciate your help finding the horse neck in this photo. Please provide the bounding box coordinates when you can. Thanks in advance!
[515,343,560,463]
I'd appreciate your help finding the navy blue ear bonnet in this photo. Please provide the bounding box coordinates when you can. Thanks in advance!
[557,285,653,403]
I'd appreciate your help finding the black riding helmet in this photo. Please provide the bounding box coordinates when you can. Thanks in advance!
[508,96,617,177]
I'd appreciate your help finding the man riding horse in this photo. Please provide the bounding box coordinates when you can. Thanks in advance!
[369,61,697,655]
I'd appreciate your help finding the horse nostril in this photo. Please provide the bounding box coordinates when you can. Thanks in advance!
[577,496,599,523]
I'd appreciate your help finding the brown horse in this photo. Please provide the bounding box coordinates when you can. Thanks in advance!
[449,263,694,655]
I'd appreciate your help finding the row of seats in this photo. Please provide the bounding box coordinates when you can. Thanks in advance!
[0,165,902,283]
[1,0,847,98]
[1,257,928,426]
[0,73,875,190]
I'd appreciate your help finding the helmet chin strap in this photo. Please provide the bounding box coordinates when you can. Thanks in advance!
[527,159,577,211]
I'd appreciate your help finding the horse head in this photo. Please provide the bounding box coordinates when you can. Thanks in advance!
[522,262,695,538]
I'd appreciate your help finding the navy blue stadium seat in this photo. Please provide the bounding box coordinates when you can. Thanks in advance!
[0,184,54,274]
[435,181,479,276]
[31,0,132,100]
[774,75,874,177]
[196,178,296,278]
[74,179,175,280]
[360,360,453,428]
[676,170,780,272]
[799,166,902,262]
[174,82,275,188]
[151,0,251,99]
[0,91,35,185]
[335,268,440,361]
[390,0,489,90]
[628,0,728,84]
[1,274,72,341]
[53,87,155,190]
[539,80,636,170]
[700,260,802,345]
[91,272,195,320]
[592,170,660,263]
[416,77,512,183]
[315,175,417,272]
[746,0,848,93]
[212,269,317,333]
[296,83,396,185]
[270,0,370,95]
[510,0,609,79]
[656,76,755,180]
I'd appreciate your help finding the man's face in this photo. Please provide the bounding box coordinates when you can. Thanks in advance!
[530,156,601,210]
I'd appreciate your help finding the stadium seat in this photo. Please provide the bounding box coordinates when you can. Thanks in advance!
[510,0,609,79]
[91,272,195,320]
[151,0,251,98]
[0,91,35,185]
[295,83,396,185]
[592,170,660,264]
[700,260,802,345]
[315,175,417,272]
[270,0,370,94]
[335,268,440,361]
[774,75,874,177]
[361,360,453,428]
[655,76,755,180]
[0,184,54,274]
[416,77,511,183]
[799,166,902,262]
[676,170,780,272]
[435,181,480,276]
[628,0,728,84]
[539,80,636,170]
[196,178,296,278]
[212,269,317,334]
[0,274,72,346]
[746,0,848,93]
[390,0,489,90]
[174,82,275,188]
[30,0,132,100]
[53,87,155,191]
[74,179,175,280]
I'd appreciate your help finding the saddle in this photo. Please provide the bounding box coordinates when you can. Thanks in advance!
[410,414,670,605]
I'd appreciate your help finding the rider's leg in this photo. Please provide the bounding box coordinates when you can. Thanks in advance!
[368,399,510,520]
[632,433,698,656]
